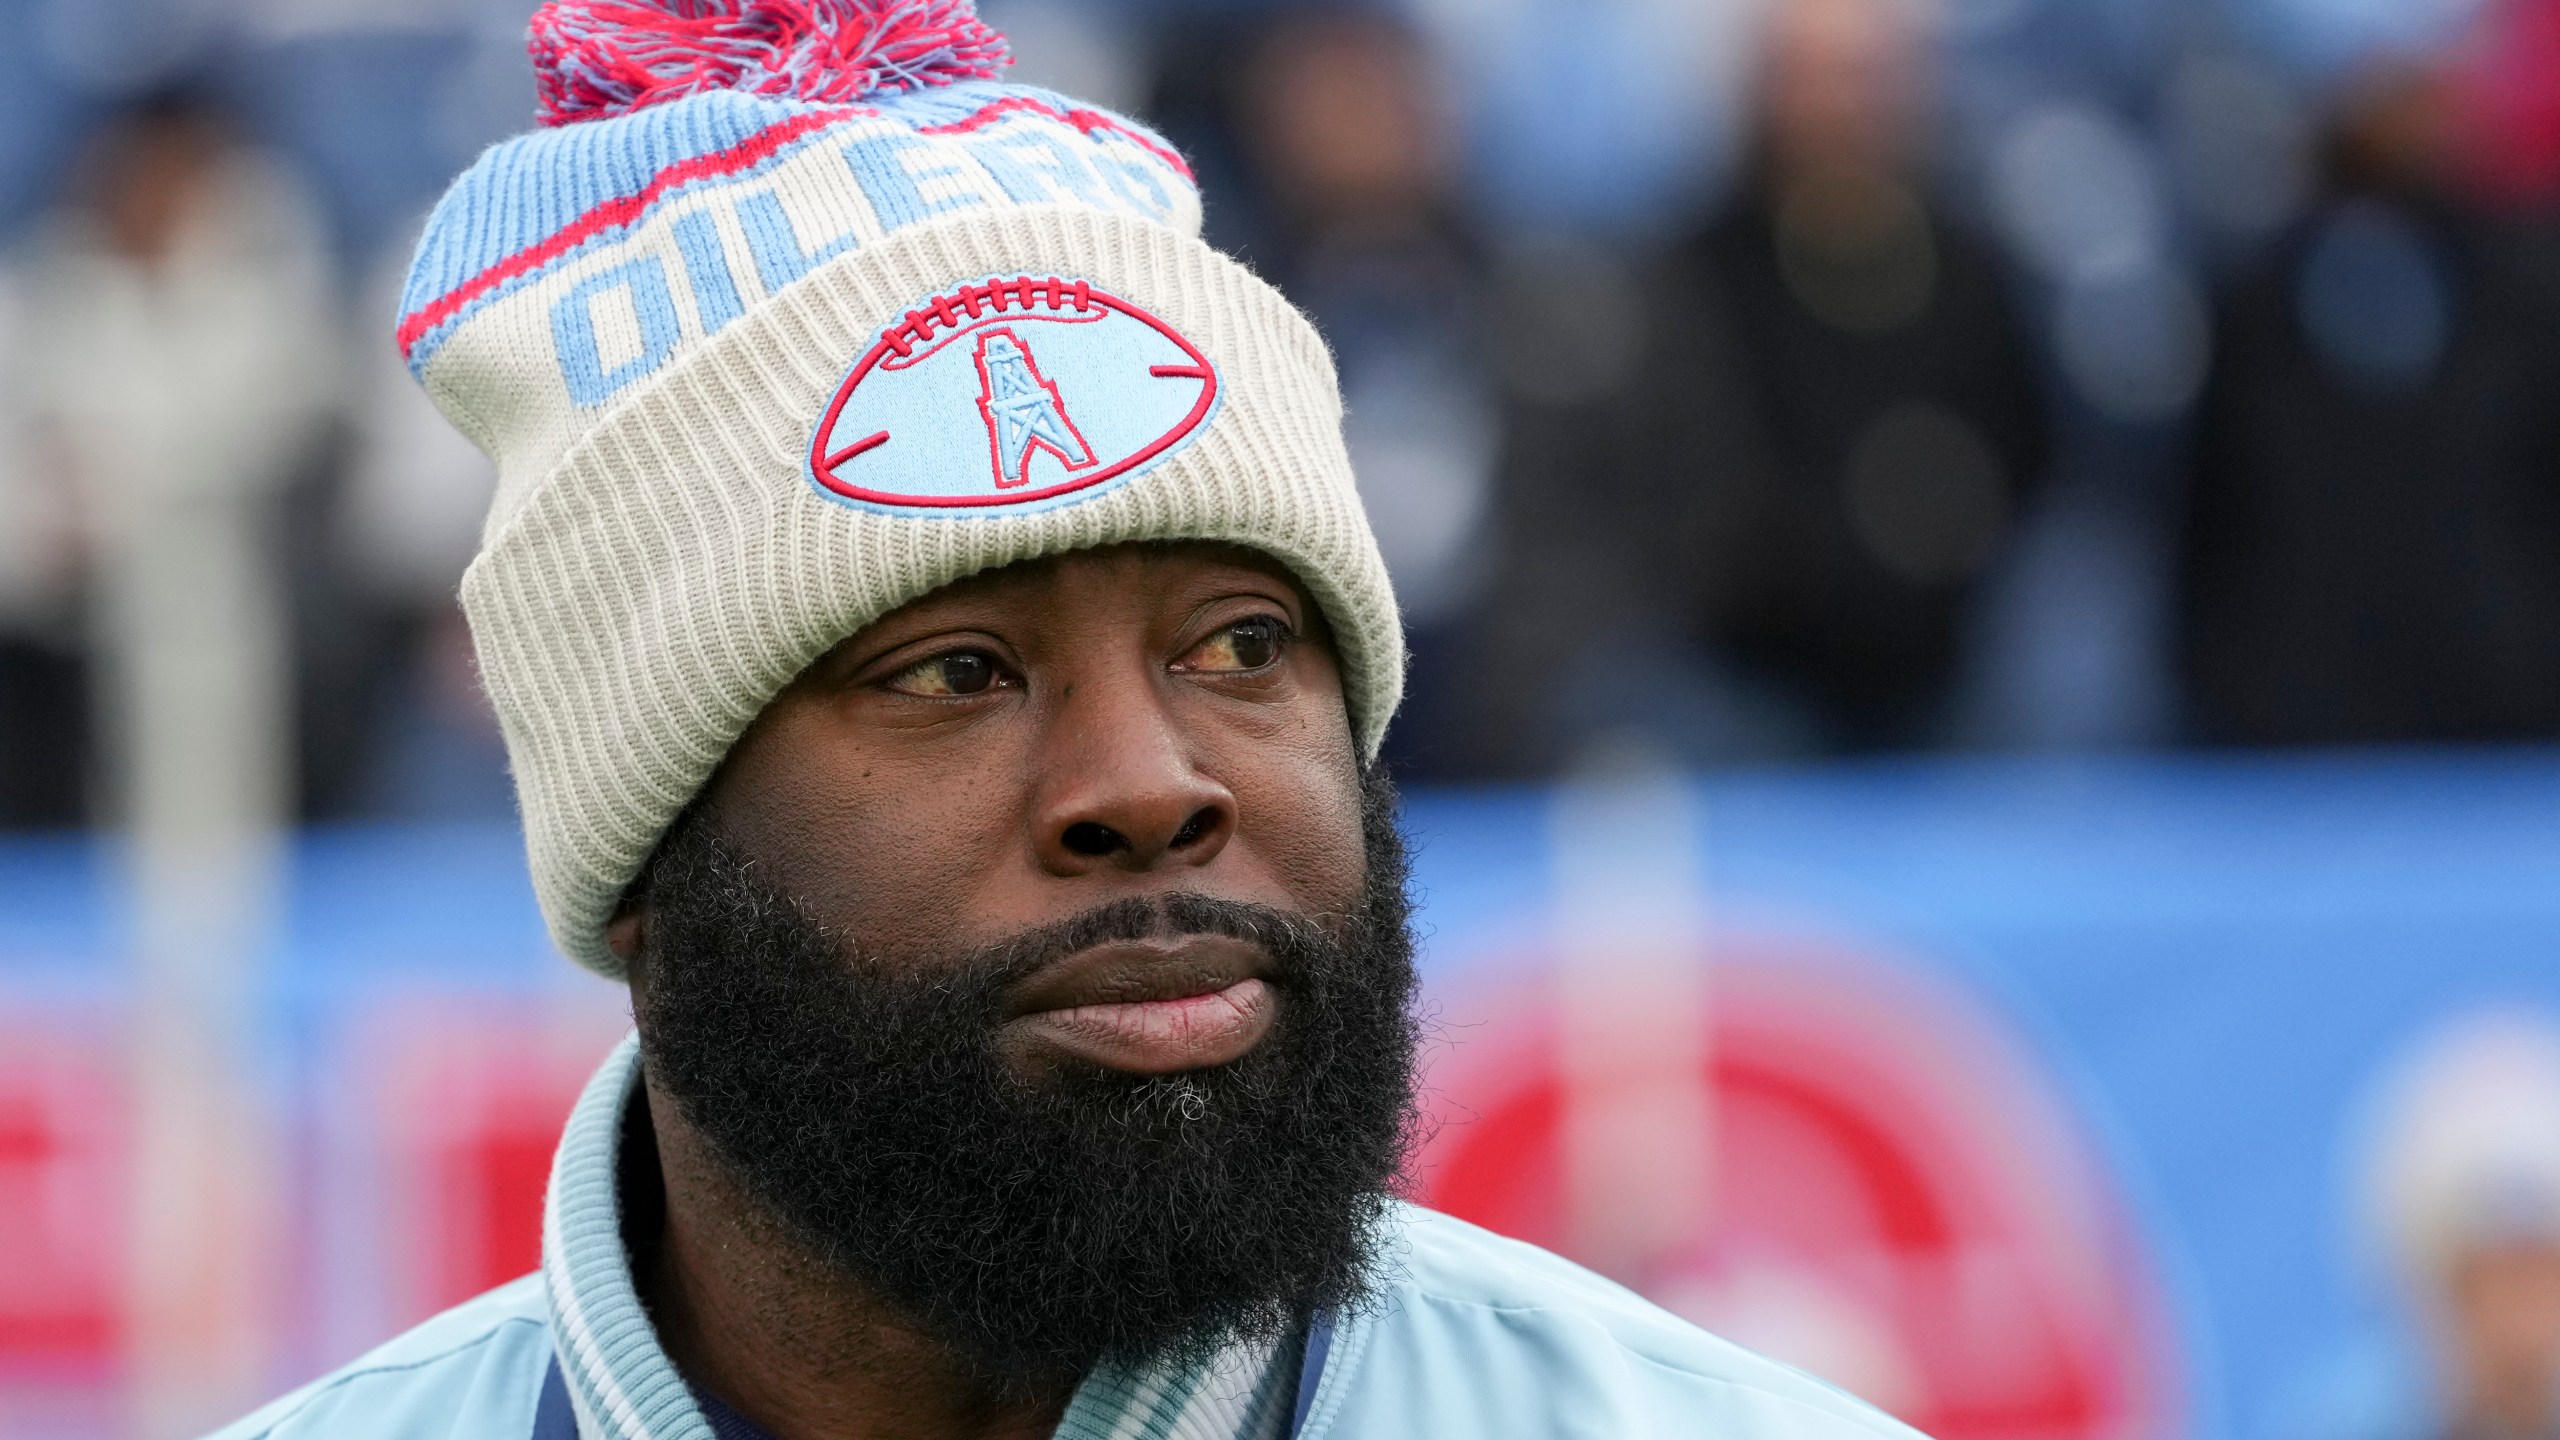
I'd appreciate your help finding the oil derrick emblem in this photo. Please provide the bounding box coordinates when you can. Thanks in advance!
[974,327,1094,489]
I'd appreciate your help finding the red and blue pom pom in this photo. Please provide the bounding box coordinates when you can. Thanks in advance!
[529,0,1011,126]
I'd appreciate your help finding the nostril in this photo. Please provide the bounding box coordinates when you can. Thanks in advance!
[1062,821,1127,857]
[1168,807,1217,850]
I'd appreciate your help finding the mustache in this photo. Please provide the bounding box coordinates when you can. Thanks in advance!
[908,892,1335,997]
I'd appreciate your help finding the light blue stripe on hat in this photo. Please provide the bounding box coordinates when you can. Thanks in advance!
[397,80,1180,366]
[403,90,819,322]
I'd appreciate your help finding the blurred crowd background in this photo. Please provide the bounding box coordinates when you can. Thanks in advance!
[7,0,2560,824]
[10,0,2560,1437]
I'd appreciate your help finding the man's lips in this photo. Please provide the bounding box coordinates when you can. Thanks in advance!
[1000,934,1277,1075]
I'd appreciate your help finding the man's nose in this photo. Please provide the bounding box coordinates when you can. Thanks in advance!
[1030,673,1236,876]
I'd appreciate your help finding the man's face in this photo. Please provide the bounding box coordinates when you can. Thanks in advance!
[621,541,1419,1388]
[661,540,1367,1050]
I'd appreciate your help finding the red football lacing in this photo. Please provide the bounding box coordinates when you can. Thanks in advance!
[879,274,1097,357]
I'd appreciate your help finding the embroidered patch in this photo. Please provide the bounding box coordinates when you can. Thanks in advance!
[807,274,1219,513]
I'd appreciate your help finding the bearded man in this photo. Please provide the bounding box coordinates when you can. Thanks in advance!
[208,4,1929,1438]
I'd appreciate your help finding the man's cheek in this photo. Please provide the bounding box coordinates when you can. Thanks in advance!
[1237,767,1367,908]
[839,789,1027,937]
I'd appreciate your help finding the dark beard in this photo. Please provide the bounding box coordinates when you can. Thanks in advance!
[628,768,1421,1394]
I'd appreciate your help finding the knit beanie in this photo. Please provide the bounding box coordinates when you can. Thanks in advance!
[404,0,1403,974]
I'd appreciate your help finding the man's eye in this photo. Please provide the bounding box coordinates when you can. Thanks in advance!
[886,651,1002,697]
[1183,617,1288,673]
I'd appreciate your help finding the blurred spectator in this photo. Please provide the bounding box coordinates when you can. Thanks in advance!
[0,261,89,828]
[1477,0,2049,770]
[2179,55,2560,745]
[19,87,338,843]
[330,241,506,819]
[2368,1012,2560,1440]
[12,88,340,1433]
[1224,6,1500,780]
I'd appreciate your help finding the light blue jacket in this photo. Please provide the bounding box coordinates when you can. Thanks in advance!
[208,1037,1925,1440]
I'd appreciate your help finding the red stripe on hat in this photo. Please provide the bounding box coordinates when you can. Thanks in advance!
[397,97,1192,362]
[916,94,1191,180]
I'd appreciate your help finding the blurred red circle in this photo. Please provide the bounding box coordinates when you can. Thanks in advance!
[1414,937,2181,1440]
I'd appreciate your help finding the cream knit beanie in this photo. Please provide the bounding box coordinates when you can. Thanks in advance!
[402,0,1402,974]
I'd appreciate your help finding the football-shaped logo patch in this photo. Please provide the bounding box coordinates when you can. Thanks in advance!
[806,275,1220,513]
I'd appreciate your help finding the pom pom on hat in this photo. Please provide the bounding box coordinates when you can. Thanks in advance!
[529,0,1011,126]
